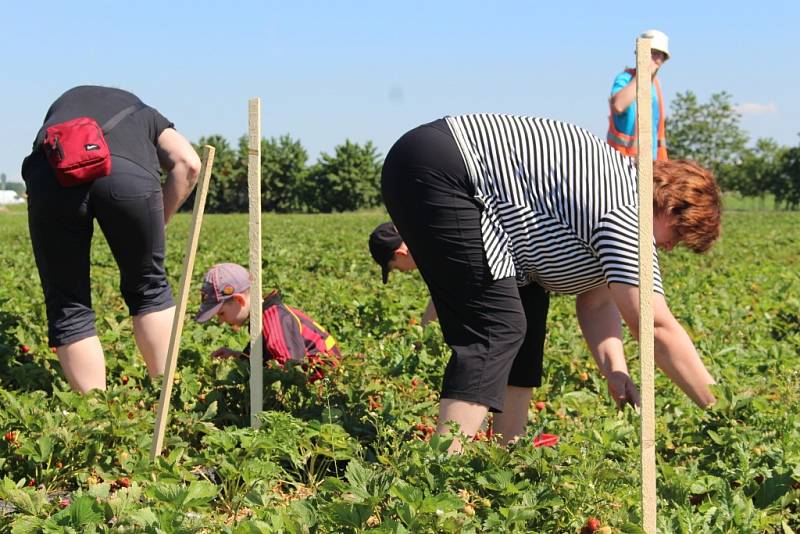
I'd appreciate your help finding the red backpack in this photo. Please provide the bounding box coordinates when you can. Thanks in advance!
[42,104,144,187]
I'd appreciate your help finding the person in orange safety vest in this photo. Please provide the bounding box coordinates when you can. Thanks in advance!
[607,29,670,161]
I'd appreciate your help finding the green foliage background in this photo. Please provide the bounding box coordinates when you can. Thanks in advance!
[186,136,382,215]
[667,91,800,209]
[0,205,799,532]
[180,98,800,216]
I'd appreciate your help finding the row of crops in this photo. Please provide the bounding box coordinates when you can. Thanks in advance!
[0,205,798,532]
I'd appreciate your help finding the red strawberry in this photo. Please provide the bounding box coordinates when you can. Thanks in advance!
[4,431,15,443]
[533,433,559,448]
[534,401,546,411]
[582,516,601,532]
[116,477,130,488]
[20,345,31,354]
[412,422,435,440]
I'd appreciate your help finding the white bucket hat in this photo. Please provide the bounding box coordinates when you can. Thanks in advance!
[640,29,670,59]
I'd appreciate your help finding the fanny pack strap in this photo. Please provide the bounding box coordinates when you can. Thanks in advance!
[33,102,147,148]
[100,103,146,133]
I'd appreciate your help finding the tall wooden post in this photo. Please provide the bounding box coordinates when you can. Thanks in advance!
[248,98,264,429]
[635,37,656,533]
[151,145,216,460]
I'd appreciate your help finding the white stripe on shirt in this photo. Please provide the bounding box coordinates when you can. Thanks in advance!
[445,113,663,295]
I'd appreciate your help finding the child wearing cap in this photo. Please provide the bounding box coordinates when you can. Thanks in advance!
[195,263,340,382]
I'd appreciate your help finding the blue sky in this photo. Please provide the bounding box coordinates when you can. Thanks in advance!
[2,1,797,181]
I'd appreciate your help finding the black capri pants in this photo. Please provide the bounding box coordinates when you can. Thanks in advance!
[24,155,174,347]
[382,119,550,412]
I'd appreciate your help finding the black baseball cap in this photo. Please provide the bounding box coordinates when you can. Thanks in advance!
[369,222,403,284]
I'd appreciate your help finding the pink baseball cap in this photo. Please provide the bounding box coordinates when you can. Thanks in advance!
[195,263,251,323]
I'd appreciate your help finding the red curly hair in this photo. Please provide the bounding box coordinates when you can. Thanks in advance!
[653,160,721,253]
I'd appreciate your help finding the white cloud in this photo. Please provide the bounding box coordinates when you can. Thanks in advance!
[735,102,778,116]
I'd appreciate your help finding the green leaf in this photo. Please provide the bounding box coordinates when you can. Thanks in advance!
[57,495,104,528]
[10,516,46,534]
[35,435,53,463]
[87,483,110,500]
[200,400,218,420]
[327,502,372,528]
[504,505,539,524]
[127,507,158,527]
[233,520,273,534]
[753,472,794,508]
[419,493,462,514]
[389,480,422,507]
[619,523,647,534]
[183,481,219,509]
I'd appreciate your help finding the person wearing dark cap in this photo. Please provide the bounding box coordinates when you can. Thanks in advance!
[195,263,340,382]
[370,222,439,324]
[369,222,411,284]
[375,114,720,453]
[370,219,549,444]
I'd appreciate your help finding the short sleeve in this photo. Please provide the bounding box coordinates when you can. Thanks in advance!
[590,205,664,294]
[610,71,637,135]
[144,106,175,144]
[610,71,633,97]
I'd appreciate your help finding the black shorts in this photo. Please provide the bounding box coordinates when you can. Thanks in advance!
[24,154,174,347]
[382,119,550,412]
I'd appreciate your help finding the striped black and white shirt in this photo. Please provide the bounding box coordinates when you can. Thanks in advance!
[445,113,662,295]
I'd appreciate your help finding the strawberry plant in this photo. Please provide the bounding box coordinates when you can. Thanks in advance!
[0,208,798,531]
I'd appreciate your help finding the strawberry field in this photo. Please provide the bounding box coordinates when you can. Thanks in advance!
[0,204,799,533]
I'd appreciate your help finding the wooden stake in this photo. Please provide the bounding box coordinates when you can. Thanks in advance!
[248,98,264,429]
[635,37,657,533]
[150,145,216,460]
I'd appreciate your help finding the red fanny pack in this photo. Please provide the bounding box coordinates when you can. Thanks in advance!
[42,104,144,187]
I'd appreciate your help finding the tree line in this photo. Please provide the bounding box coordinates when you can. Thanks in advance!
[183,92,800,214]
[667,91,800,209]
[185,135,382,214]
